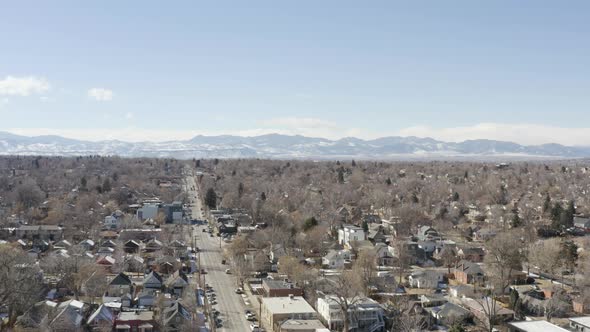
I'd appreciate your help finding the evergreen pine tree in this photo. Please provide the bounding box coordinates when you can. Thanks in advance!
[238,182,244,198]
[337,169,345,183]
[204,188,217,209]
[543,193,551,213]
[102,178,112,192]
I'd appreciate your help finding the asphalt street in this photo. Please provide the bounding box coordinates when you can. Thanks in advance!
[185,172,252,332]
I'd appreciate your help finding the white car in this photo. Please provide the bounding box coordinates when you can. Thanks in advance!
[250,323,260,332]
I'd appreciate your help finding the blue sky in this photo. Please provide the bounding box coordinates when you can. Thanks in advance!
[1,1,590,144]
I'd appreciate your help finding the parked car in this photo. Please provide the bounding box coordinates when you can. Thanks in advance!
[235,288,244,294]
[250,323,260,332]
[225,269,231,274]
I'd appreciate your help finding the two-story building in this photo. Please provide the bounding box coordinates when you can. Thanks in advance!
[16,225,63,241]
[261,296,318,331]
[317,296,385,332]
[104,210,125,230]
[338,225,366,247]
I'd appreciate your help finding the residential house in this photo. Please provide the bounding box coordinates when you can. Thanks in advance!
[162,301,192,331]
[97,247,115,255]
[107,273,133,297]
[104,210,125,230]
[144,238,163,252]
[121,293,133,308]
[317,295,385,332]
[15,300,58,330]
[48,300,86,331]
[164,271,189,296]
[367,225,387,244]
[143,271,163,291]
[53,239,72,249]
[374,243,395,266]
[115,310,154,332]
[96,256,116,272]
[79,239,95,251]
[425,302,472,327]
[87,304,115,331]
[136,291,156,308]
[322,249,351,269]
[458,247,485,263]
[126,255,145,271]
[263,279,303,297]
[416,226,440,242]
[100,239,116,248]
[460,297,514,324]
[155,256,181,275]
[420,294,447,308]
[261,296,318,332]
[337,207,351,223]
[449,285,475,299]
[408,269,447,289]
[169,240,187,256]
[16,225,63,241]
[417,240,437,261]
[454,261,485,286]
[389,241,422,266]
[119,229,162,242]
[270,244,288,265]
[124,240,141,253]
[338,225,365,247]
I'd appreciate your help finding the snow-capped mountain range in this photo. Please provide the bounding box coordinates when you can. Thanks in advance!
[0,131,588,160]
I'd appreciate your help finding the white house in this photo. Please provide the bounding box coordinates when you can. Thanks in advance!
[408,269,446,289]
[322,249,351,269]
[317,295,385,332]
[104,210,125,229]
[338,225,365,247]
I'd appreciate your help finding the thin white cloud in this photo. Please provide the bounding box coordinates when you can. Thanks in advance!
[396,123,590,146]
[125,112,134,119]
[0,76,50,96]
[87,88,114,101]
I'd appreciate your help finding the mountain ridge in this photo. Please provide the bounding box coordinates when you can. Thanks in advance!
[0,131,588,160]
